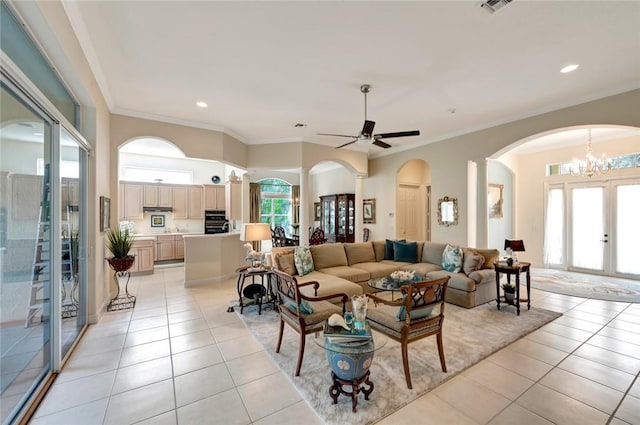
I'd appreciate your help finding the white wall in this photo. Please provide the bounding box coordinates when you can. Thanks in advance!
[119,152,227,185]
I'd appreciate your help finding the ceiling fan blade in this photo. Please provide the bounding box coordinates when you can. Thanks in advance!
[336,139,358,149]
[361,120,375,137]
[372,139,392,149]
[374,130,420,139]
[317,132,358,138]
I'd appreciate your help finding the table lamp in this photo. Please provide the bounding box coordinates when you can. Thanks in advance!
[504,239,525,265]
[241,223,272,270]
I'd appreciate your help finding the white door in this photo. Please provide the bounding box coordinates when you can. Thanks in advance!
[397,185,421,240]
[546,179,640,279]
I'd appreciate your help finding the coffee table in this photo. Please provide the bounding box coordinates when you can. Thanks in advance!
[314,322,387,412]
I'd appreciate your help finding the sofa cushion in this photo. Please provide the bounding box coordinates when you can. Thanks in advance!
[273,248,297,275]
[406,262,442,276]
[372,240,386,262]
[384,239,405,260]
[442,244,463,273]
[476,248,500,269]
[423,242,448,264]
[310,243,348,269]
[294,246,314,276]
[344,242,376,265]
[468,268,496,285]
[393,241,418,262]
[352,262,404,279]
[316,265,370,283]
[296,271,363,299]
[462,249,485,275]
[426,270,475,292]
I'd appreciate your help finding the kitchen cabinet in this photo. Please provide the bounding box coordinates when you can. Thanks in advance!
[204,185,226,211]
[225,181,242,220]
[172,185,203,219]
[143,184,172,208]
[122,182,144,220]
[155,235,184,261]
[175,236,184,259]
[320,193,355,243]
[188,185,204,219]
[130,239,155,273]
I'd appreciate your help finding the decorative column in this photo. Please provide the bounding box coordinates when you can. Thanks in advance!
[355,174,365,242]
[299,167,310,246]
[476,158,489,248]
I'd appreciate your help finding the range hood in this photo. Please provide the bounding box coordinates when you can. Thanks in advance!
[143,206,173,213]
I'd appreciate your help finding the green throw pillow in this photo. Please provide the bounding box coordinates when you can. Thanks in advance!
[442,244,463,273]
[395,294,433,321]
[385,239,406,260]
[294,246,314,276]
[393,241,417,262]
[284,298,314,315]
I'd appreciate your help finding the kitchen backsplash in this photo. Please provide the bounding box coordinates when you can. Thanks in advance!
[126,213,204,234]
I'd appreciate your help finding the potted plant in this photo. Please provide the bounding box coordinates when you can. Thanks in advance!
[502,282,516,303]
[105,227,135,272]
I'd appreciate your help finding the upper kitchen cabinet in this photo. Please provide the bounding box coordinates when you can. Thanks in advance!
[172,185,203,219]
[225,181,242,220]
[204,185,226,211]
[122,182,144,220]
[143,184,172,208]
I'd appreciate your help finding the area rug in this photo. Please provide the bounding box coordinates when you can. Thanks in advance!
[531,268,640,303]
[236,302,561,425]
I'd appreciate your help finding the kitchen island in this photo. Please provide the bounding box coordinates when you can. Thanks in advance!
[183,232,245,286]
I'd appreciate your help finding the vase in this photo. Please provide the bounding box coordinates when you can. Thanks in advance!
[351,294,368,330]
[504,291,515,303]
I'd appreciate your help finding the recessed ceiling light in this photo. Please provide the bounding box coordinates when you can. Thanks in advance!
[196,101,208,108]
[560,64,579,74]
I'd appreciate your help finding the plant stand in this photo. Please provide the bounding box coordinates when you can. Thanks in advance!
[107,270,136,311]
[106,256,136,311]
[329,370,374,413]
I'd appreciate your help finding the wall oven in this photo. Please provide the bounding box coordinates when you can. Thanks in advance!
[204,210,229,234]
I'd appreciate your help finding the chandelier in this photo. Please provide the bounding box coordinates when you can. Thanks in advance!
[569,128,611,178]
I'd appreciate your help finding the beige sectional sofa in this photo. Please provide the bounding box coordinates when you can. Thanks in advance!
[272,241,500,309]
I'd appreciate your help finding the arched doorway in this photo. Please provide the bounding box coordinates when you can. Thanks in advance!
[396,159,431,241]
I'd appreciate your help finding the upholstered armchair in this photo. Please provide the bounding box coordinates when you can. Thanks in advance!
[272,269,348,376]
[367,276,450,389]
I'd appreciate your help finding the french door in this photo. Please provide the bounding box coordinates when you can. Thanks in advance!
[545,179,640,279]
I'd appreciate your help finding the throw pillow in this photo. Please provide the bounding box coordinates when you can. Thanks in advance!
[395,294,434,321]
[393,241,418,262]
[283,298,314,315]
[442,244,463,273]
[276,253,297,276]
[462,249,485,275]
[385,239,406,260]
[294,246,314,276]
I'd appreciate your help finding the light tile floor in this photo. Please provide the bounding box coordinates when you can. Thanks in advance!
[30,266,640,425]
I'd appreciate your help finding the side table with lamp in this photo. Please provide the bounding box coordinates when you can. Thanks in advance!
[495,239,530,315]
[236,223,274,314]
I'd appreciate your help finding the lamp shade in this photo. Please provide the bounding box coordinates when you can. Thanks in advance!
[241,223,271,242]
[504,239,525,252]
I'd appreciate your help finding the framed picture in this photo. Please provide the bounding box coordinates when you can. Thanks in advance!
[363,198,376,224]
[488,183,504,218]
[151,214,165,227]
[314,202,321,221]
[100,196,110,232]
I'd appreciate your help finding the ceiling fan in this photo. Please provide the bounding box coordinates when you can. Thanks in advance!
[318,84,420,149]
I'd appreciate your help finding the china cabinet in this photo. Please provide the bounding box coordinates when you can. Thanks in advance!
[320,193,355,243]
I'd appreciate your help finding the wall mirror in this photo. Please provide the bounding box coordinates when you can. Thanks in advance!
[437,196,458,226]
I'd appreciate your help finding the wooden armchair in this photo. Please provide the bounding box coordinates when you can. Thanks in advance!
[309,227,327,245]
[272,269,348,376]
[366,276,450,389]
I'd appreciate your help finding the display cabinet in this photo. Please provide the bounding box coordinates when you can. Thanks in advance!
[320,193,355,243]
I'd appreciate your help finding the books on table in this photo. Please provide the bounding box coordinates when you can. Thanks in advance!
[323,321,372,345]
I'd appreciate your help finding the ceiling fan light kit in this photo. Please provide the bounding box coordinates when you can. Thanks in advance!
[318,84,420,149]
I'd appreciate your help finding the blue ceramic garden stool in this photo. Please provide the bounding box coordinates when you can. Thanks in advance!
[325,339,375,412]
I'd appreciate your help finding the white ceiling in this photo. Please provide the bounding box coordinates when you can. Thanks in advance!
[64,1,640,155]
